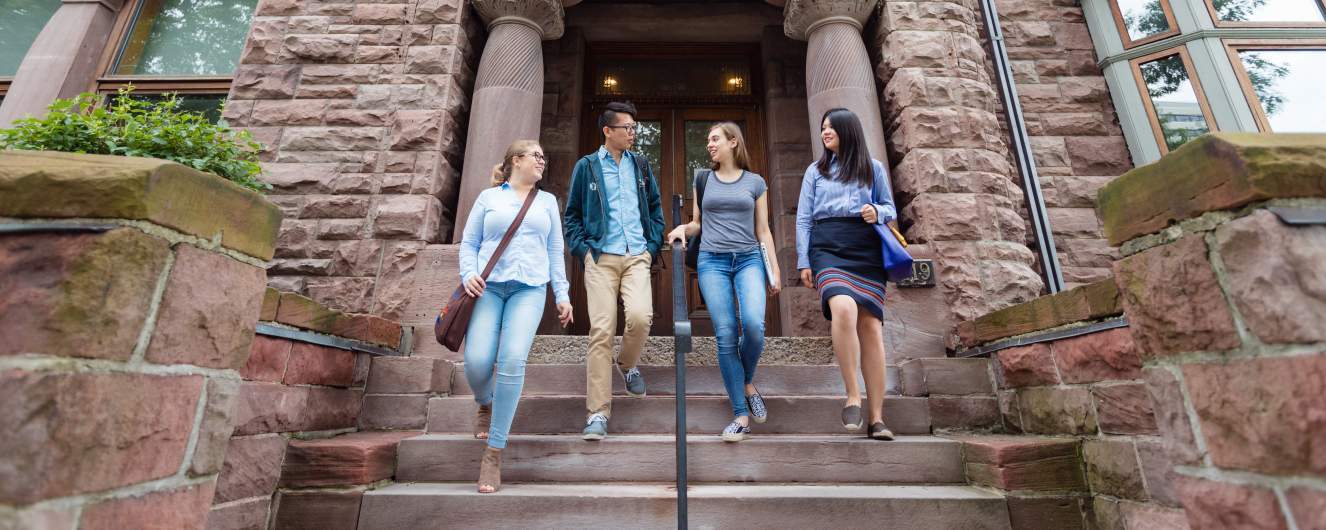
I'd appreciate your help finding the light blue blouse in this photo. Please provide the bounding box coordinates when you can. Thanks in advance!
[794,158,898,270]
[459,183,571,304]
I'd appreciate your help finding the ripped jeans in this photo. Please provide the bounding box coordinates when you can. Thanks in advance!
[462,280,546,449]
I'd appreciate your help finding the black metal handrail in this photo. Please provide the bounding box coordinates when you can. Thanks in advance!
[670,195,690,530]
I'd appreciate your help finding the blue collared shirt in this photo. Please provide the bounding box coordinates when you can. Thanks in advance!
[597,146,648,256]
[795,158,897,270]
[459,183,570,304]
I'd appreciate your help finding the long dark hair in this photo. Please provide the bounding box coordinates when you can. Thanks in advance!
[815,108,873,188]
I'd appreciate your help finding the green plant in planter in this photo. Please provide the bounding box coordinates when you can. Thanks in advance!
[0,87,269,192]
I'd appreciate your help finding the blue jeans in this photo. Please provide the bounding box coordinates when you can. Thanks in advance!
[463,280,547,449]
[697,249,767,418]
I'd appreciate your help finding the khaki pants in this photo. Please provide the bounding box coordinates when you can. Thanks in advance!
[584,252,653,418]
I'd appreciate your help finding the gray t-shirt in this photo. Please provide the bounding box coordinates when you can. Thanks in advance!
[699,170,768,252]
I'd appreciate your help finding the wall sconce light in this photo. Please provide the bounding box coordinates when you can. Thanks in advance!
[602,75,619,91]
[726,75,745,92]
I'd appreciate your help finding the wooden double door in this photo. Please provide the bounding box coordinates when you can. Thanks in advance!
[561,104,779,337]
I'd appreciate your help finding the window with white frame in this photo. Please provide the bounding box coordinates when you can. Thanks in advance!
[1086,0,1326,161]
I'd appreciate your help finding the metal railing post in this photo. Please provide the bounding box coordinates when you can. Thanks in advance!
[670,194,690,530]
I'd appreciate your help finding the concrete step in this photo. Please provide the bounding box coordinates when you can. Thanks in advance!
[426,395,932,435]
[358,482,1012,530]
[396,434,965,484]
[450,364,900,396]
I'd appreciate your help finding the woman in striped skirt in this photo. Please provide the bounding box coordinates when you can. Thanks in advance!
[794,108,898,440]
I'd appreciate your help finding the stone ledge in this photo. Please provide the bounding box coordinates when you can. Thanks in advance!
[956,279,1121,349]
[279,431,418,487]
[1097,133,1326,246]
[270,291,402,350]
[949,435,1087,493]
[0,150,282,260]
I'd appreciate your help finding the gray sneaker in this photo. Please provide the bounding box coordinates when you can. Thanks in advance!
[622,366,646,397]
[582,413,608,441]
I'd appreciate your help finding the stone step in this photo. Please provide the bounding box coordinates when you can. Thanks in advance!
[396,434,965,484]
[426,395,933,435]
[522,335,948,365]
[449,364,900,396]
[358,482,1012,530]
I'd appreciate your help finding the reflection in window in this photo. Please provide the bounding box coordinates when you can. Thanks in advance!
[633,121,663,176]
[114,0,258,76]
[1236,49,1325,131]
[1118,0,1174,42]
[1212,0,1326,23]
[0,1,61,76]
[1139,54,1211,152]
[123,92,228,123]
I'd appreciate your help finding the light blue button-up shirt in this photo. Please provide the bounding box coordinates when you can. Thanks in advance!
[459,184,570,304]
[795,158,898,270]
[597,146,648,256]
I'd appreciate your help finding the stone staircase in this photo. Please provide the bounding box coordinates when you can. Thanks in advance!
[344,349,1015,529]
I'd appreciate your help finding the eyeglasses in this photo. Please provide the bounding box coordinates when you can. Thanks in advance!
[519,152,546,161]
[606,123,640,135]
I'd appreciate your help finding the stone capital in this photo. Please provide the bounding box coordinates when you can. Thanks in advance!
[783,0,879,40]
[471,0,565,40]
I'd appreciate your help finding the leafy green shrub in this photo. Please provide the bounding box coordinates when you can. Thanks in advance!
[0,87,269,192]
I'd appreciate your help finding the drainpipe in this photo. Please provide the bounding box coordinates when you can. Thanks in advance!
[978,0,1066,293]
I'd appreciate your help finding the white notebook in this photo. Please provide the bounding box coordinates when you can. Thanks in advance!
[759,243,777,290]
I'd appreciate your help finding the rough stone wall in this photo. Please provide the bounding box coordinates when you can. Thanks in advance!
[993,0,1130,287]
[873,0,1046,327]
[0,153,275,530]
[226,0,484,317]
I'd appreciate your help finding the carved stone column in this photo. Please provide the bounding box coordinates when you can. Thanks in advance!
[784,0,887,161]
[451,0,564,239]
[0,0,126,127]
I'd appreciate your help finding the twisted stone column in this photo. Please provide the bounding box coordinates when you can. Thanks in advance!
[451,0,564,239]
[785,0,887,161]
[0,0,125,127]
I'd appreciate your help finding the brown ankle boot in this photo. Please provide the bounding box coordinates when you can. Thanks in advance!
[477,446,502,493]
[475,405,492,439]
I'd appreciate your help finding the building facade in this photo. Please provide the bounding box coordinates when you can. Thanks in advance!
[2,0,1322,356]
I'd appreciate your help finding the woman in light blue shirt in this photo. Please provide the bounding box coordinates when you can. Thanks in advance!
[459,139,573,493]
[795,108,898,441]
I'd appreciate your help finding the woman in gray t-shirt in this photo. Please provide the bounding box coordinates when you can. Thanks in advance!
[666,122,781,442]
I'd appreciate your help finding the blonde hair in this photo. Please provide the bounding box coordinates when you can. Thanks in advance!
[491,139,542,186]
[708,122,751,171]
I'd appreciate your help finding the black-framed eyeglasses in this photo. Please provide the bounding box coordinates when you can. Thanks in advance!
[605,123,640,134]
[519,152,546,161]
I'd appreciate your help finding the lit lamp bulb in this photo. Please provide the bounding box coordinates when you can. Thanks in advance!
[602,75,619,91]
[726,76,744,91]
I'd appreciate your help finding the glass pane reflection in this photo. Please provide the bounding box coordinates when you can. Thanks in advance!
[1139,54,1211,151]
[114,0,258,76]
[1213,0,1326,23]
[1116,0,1174,42]
[633,121,663,176]
[0,1,61,76]
[125,92,228,123]
[1237,49,1326,132]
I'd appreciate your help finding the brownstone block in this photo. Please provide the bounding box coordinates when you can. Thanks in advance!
[280,432,415,487]
[994,344,1059,388]
[282,34,357,62]
[231,65,301,99]
[80,482,214,530]
[958,436,1086,492]
[273,490,362,530]
[1090,496,1125,530]
[1113,235,1240,357]
[1051,327,1142,383]
[0,506,77,530]
[1018,386,1099,435]
[1098,133,1326,245]
[958,279,1121,347]
[352,3,407,23]
[0,229,168,361]
[1092,383,1158,435]
[146,245,266,369]
[1119,502,1189,530]
[1135,438,1181,507]
[206,496,270,530]
[191,377,242,476]
[1176,476,1289,530]
[0,371,202,504]
[1183,354,1326,476]
[929,396,1000,430]
[284,342,355,387]
[358,394,429,430]
[1065,136,1130,176]
[1287,486,1326,530]
[260,287,280,321]
[330,313,402,349]
[1006,495,1086,530]
[1083,439,1145,500]
[215,434,287,504]
[275,292,343,334]
[302,387,363,431]
[1215,210,1326,344]
[1142,368,1203,465]
[365,356,439,394]
[242,336,292,382]
[232,381,307,435]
